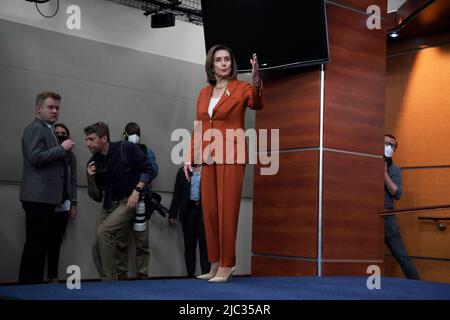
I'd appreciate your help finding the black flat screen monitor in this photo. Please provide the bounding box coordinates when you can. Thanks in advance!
[201,0,330,72]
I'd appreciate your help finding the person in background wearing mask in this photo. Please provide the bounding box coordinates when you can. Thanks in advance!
[384,134,420,280]
[115,122,158,280]
[19,91,75,284]
[46,123,77,284]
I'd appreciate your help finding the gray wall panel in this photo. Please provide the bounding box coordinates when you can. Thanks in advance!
[0,19,202,100]
[0,18,256,196]
[0,19,256,282]
[0,64,197,191]
[0,184,187,282]
[0,184,253,283]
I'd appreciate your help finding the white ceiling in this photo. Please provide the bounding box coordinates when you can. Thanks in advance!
[387,0,408,13]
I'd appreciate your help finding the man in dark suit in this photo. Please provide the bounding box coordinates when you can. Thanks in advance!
[19,91,75,284]
[169,165,209,277]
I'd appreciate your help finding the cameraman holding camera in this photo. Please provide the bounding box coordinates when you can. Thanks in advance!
[115,122,158,280]
[85,122,152,281]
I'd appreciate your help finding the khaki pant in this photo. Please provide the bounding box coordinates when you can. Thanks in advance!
[92,200,133,281]
[115,223,150,279]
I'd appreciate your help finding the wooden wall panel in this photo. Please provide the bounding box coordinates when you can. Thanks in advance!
[252,256,317,276]
[257,68,321,150]
[322,151,384,259]
[252,1,387,277]
[322,262,383,276]
[383,255,450,284]
[397,168,450,209]
[386,210,450,260]
[324,4,386,155]
[385,39,450,283]
[253,151,318,258]
[388,31,450,55]
[386,44,450,167]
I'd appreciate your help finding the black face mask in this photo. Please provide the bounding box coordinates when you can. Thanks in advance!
[56,135,68,144]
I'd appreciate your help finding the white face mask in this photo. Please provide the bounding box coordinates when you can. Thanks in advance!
[384,145,394,158]
[127,134,140,144]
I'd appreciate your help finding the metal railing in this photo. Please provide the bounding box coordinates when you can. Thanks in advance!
[379,204,450,231]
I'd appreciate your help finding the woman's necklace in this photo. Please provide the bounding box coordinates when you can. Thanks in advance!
[215,81,228,90]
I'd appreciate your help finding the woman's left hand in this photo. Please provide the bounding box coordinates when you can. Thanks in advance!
[250,53,261,87]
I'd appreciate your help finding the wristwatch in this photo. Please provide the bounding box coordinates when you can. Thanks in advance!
[135,186,143,193]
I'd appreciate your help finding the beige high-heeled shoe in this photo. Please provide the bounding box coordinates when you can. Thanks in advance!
[197,262,219,280]
[208,266,236,283]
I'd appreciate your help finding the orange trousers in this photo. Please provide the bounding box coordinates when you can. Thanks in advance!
[201,163,245,267]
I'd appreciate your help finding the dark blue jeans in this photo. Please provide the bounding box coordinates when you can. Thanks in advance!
[384,215,420,280]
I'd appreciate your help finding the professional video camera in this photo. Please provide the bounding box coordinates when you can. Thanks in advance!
[134,196,147,232]
[144,191,170,219]
[134,191,169,231]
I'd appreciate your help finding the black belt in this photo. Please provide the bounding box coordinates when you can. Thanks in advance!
[189,200,201,206]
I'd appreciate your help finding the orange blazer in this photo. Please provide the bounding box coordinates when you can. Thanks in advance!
[189,79,264,165]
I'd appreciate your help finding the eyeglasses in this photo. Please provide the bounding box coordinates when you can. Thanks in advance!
[385,142,397,150]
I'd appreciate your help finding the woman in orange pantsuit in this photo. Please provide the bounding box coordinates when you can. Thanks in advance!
[184,44,264,282]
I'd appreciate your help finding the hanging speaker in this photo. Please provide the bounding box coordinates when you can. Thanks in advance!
[151,12,176,28]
